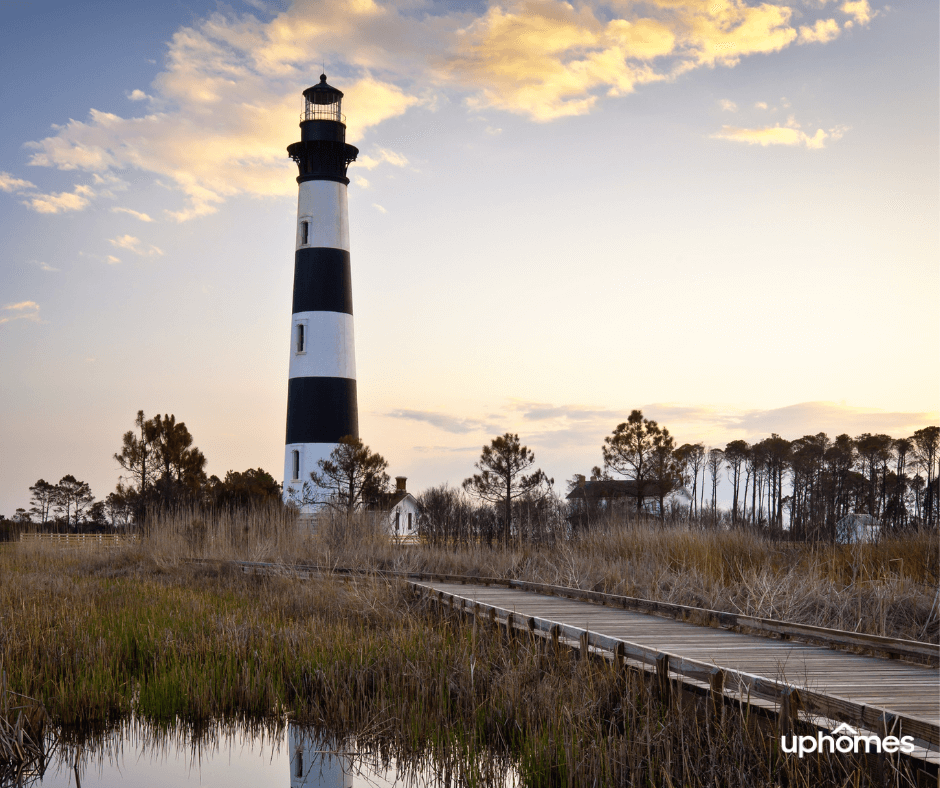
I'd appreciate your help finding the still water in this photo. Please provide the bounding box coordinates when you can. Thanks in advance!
[18,721,516,788]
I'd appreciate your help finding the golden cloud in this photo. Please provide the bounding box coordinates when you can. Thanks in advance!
[798,18,840,44]
[712,119,847,148]
[16,0,860,216]
[22,188,92,214]
[0,301,41,325]
[112,207,154,222]
[0,172,36,192]
[108,235,164,256]
[841,0,873,25]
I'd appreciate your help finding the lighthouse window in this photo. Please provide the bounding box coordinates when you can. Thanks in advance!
[300,220,309,245]
[296,323,305,353]
[291,450,300,481]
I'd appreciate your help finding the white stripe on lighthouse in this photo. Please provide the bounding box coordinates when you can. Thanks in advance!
[283,442,336,501]
[288,311,356,380]
[296,181,350,251]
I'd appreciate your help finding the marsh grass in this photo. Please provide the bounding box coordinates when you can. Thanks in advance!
[137,505,938,643]
[1,511,935,786]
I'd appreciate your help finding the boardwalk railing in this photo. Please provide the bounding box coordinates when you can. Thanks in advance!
[233,562,939,663]
[229,560,939,749]
[19,533,137,547]
[424,586,940,749]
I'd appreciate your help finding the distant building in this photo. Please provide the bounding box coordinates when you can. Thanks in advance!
[835,513,880,544]
[366,476,420,540]
[566,475,678,518]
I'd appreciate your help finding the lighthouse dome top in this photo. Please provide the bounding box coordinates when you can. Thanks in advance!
[303,74,343,103]
[300,74,344,123]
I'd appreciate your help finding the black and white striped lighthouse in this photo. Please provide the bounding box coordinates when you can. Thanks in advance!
[282,75,359,507]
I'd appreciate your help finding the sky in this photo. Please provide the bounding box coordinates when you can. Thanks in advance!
[1,0,937,516]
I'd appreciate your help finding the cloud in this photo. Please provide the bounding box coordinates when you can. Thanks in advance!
[15,0,862,216]
[732,402,937,440]
[387,409,501,434]
[712,118,847,148]
[22,187,92,213]
[0,301,41,325]
[352,175,370,188]
[755,101,768,109]
[106,255,121,265]
[30,261,59,272]
[372,203,387,213]
[0,172,36,192]
[799,18,840,43]
[357,147,409,170]
[510,401,625,423]
[112,207,154,222]
[719,99,737,111]
[841,0,874,25]
[108,235,163,256]
[412,445,482,454]
[23,6,424,221]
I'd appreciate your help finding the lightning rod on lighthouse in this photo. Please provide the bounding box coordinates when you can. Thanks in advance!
[283,75,359,512]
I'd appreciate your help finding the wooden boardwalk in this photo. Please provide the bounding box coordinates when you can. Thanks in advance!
[413,580,940,758]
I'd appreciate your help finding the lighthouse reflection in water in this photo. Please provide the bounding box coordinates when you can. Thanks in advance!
[289,725,352,788]
[35,720,483,787]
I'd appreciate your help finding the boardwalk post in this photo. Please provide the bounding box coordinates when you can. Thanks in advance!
[778,687,800,739]
[579,632,590,660]
[708,667,725,732]
[550,625,560,657]
[615,642,625,672]
[655,653,671,706]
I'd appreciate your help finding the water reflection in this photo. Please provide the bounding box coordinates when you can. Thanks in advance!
[289,727,350,787]
[5,720,514,788]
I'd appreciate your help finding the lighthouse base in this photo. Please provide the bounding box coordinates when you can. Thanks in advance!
[283,441,338,515]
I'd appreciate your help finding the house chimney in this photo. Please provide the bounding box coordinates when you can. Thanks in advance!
[396,476,407,493]
[576,474,586,487]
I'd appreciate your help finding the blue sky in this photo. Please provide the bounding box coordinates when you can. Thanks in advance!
[1,0,937,515]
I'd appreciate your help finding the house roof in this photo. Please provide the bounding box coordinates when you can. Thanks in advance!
[365,490,418,512]
[566,478,677,501]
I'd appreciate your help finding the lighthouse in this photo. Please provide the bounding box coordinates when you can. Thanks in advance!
[283,75,359,509]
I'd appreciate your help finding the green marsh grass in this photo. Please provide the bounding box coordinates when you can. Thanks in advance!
[0,509,935,786]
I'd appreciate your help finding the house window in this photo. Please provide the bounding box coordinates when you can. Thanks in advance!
[291,450,300,481]
[296,323,305,353]
[300,220,309,245]
[295,750,303,778]
[408,513,413,531]
[394,511,400,533]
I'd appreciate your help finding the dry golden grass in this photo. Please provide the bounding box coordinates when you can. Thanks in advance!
[127,505,940,643]
[2,510,934,786]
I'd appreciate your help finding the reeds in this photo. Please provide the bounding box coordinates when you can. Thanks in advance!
[0,671,50,786]
[1,513,934,786]
[132,505,938,643]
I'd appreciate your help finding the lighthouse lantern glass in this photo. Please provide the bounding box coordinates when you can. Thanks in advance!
[303,94,343,123]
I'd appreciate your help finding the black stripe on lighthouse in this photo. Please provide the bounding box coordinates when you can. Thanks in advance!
[291,247,353,315]
[285,377,358,444]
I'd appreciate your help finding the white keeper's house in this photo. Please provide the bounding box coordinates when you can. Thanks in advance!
[367,477,420,539]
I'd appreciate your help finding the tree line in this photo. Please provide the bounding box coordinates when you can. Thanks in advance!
[6,410,282,535]
[417,413,939,547]
[6,407,937,547]
[672,425,939,539]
